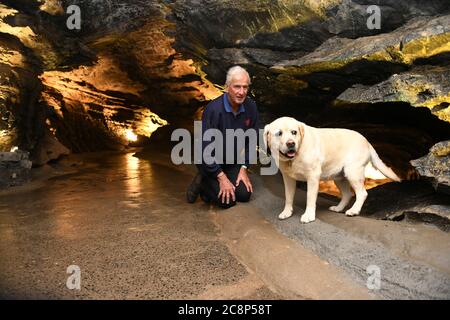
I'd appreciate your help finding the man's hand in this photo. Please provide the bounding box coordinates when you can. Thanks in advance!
[236,167,253,193]
[217,173,235,204]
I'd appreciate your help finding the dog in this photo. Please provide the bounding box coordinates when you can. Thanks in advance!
[264,117,401,224]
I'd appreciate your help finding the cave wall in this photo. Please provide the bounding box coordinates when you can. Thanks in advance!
[0,0,221,164]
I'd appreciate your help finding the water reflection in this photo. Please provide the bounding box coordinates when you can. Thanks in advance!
[0,153,157,242]
[124,153,141,198]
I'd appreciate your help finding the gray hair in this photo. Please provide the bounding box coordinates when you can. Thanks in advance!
[225,66,251,87]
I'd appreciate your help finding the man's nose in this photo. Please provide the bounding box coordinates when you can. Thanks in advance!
[286,141,295,148]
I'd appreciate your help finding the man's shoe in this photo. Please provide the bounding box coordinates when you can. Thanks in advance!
[186,173,203,203]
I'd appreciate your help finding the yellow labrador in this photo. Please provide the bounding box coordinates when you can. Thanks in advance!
[264,117,401,223]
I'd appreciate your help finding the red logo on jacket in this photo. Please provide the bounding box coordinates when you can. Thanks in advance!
[245,118,251,127]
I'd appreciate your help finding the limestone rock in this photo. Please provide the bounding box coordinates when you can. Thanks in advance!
[362,180,450,231]
[172,0,450,54]
[272,14,450,75]
[31,131,70,166]
[0,149,32,188]
[337,65,450,122]
[410,140,450,195]
[0,10,43,153]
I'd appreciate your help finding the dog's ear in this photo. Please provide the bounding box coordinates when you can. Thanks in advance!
[263,124,271,151]
[298,121,305,139]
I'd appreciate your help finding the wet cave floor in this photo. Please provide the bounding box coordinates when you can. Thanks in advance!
[0,149,449,299]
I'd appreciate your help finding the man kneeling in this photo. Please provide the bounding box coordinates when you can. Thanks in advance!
[186,66,259,208]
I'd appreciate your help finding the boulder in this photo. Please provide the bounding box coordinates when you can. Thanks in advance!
[410,140,450,195]
[0,149,32,188]
[337,65,450,122]
[361,180,450,232]
[30,131,70,166]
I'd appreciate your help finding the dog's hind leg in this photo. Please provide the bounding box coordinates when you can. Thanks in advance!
[344,167,367,216]
[329,178,353,213]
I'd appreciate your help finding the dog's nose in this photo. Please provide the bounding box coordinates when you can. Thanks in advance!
[286,141,295,149]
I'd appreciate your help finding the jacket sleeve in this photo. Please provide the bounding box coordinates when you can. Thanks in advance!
[201,105,223,178]
[244,102,260,167]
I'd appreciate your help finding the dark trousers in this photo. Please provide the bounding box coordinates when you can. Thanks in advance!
[197,164,252,209]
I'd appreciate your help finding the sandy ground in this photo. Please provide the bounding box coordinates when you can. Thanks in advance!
[0,149,449,299]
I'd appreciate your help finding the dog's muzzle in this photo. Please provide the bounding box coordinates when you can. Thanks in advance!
[280,147,296,159]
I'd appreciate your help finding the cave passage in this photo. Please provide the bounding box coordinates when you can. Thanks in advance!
[1,0,450,301]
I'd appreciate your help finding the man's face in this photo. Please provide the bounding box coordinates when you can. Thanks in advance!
[226,72,250,108]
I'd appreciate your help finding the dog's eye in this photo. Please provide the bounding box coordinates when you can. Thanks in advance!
[291,130,297,135]
[276,130,282,137]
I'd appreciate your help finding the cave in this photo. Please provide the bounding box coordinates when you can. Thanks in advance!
[0,0,449,300]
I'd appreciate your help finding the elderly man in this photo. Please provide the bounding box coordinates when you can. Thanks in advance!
[186,66,260,208]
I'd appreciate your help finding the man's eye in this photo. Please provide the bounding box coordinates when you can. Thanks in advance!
[291,130,297,135]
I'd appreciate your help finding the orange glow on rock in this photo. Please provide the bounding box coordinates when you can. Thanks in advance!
[125,129,138,142]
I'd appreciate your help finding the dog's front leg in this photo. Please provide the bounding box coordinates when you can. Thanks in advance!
[279,173,296,220]
[301,175,320,223]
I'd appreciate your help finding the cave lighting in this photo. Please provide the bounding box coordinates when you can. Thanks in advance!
[147,116,168,136]
[125,129,138,142]
[0,129,8,144]
[148,120,162,136]
[319,163,391,196]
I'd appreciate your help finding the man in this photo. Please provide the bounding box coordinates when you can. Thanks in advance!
[186,66,259,208]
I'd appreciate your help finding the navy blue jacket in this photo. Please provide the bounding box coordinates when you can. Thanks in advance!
[199,93,259,178]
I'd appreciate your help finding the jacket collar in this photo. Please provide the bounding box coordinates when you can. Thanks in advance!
[223,93,245,115]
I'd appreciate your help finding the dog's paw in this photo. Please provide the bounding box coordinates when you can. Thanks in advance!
[278,210,293,220]
[300,212,315,224]
[345,209,360,216]
[329,205,344,213]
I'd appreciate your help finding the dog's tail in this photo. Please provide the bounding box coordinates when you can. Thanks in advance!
[369,145,401,182]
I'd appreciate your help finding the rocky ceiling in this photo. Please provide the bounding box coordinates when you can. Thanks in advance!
[0,0,449,179]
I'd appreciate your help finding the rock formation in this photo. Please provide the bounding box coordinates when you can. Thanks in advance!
[0,149,32,187]
[411,140,450,195]
[337,65,450,122]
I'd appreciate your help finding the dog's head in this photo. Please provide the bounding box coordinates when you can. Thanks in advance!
[264,117,304,161]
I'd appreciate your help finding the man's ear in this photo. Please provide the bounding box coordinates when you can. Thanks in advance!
[264,124,271,151]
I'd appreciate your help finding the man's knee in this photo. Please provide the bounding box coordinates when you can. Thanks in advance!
[217,199,237,209]
[236,183,252,202]
[215,183,251,208]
